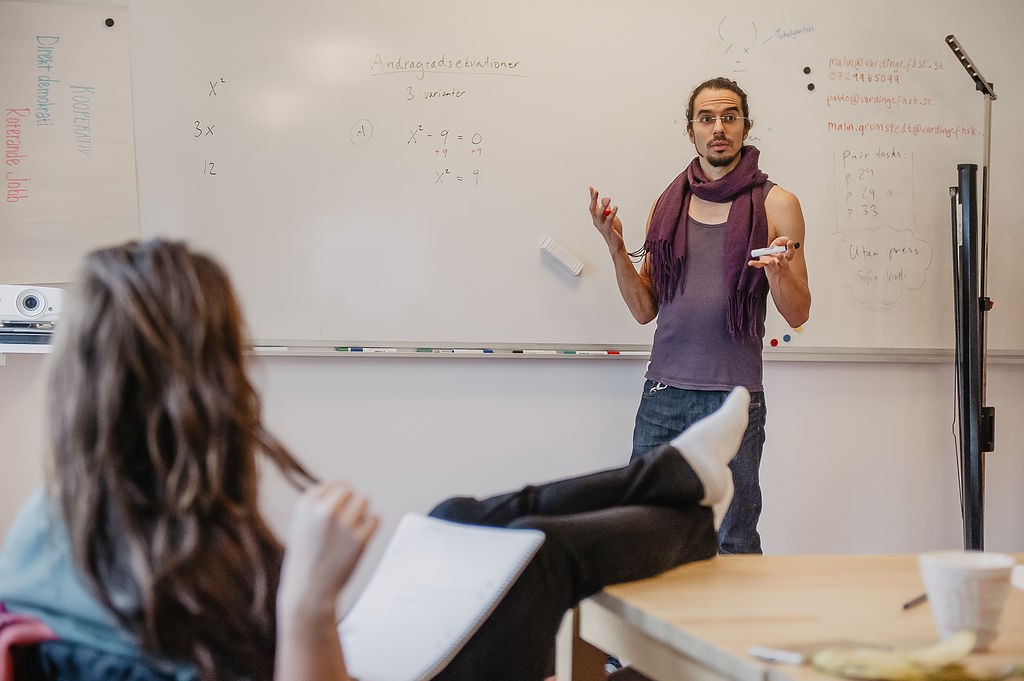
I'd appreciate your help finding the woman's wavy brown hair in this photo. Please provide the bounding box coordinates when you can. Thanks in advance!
[48,240,316,681]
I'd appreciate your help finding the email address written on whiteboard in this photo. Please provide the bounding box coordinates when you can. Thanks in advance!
[823,54,981,139]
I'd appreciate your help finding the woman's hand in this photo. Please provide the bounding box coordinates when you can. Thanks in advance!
[275,481,377,681]
[278,481,379,617]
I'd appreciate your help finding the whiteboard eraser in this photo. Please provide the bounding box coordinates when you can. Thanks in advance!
[539,236,584,276]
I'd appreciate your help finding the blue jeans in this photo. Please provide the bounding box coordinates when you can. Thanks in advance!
[631,380,767,554]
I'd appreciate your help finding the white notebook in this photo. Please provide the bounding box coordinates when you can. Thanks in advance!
[338,513,546,681]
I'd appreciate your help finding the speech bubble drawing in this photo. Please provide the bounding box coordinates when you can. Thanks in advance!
[835,226,933,305]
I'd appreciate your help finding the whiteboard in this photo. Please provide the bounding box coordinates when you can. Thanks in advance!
[0,1,139,283]
[65,0,1024,351]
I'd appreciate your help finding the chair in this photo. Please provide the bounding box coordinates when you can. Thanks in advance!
[11,640,177,681]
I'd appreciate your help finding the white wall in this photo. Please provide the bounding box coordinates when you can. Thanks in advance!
[0,354,50,533]
[2,352,1022,600]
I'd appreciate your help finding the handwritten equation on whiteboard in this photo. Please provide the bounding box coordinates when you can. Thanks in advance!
[185,53,526,185]
[360,51,527,187]
[406,124,483,186]
[193,76,227,178]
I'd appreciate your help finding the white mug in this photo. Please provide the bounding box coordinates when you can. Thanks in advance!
[918,550,1016,652]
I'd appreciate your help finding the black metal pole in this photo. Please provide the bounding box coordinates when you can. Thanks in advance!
[957,163,983,550]
[946,35,996,550]
[979,93,994,410]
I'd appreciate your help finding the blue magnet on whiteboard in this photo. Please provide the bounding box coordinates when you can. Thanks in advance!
[540,236,584,276]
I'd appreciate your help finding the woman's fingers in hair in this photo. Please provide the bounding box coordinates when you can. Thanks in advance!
[303,482,378,533]
[280,481,380,612]
[312,481,379,543]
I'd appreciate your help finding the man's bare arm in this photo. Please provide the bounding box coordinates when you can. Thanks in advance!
[589,187,659,324]
[752,187,811,328]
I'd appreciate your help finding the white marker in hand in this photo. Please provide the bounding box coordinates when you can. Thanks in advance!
[751,242,800,258]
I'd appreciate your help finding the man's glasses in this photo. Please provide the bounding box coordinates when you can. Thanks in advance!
[690,114,748,127]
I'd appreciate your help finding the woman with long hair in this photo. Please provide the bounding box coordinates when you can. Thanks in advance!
[0,239,750,681]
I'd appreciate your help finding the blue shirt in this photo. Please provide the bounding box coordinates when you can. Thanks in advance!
[0,487,197,680]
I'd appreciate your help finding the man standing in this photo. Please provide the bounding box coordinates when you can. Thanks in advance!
[589,77,810,554]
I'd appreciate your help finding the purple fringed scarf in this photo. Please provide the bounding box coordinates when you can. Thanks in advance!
[643,145,770,338]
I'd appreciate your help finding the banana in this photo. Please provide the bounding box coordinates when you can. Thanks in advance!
[811,631,977,681]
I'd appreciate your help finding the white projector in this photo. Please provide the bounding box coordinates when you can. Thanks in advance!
[0,284,63,324]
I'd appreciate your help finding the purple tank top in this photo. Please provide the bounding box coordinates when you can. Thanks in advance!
[646,212,768,392]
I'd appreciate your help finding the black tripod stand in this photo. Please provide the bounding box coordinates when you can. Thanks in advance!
[946,35,996,551]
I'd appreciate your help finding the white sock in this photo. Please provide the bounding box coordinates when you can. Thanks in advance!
[669,386,750,529]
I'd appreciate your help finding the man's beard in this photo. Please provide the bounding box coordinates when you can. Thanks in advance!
[708,152,738,167]
[707,140,738,167]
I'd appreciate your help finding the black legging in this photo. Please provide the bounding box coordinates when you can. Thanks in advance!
[428,444,719,681]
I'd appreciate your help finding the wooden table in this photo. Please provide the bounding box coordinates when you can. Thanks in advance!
[556,554,1024,681]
